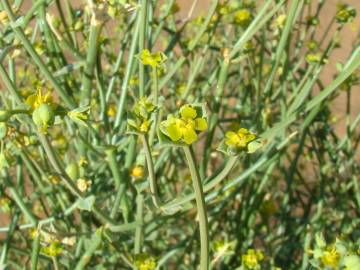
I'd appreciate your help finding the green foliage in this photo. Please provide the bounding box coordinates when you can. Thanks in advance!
[0,0,359,269]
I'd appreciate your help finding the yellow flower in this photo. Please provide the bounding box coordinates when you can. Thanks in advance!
[242,249,264,269]
[41,241,63,257]
[139,49,166,68]
[225,128,256,148]
[76,178,91,192]
[26,89,54,110]
[107,103,117,118]
[306,53,322,63]
[161,104,208,145]
[134,253,156,270]
[0,11,9,25]
[275,14,287,29]
[139,120,151,133]
[321,245,340,268]
[336,4,356,24]
[130,165,144,179]
[234,9,252,26]
[47,174,61,185]
[134,97,156,119]
[0,197,11,213]
[67,106,90,127]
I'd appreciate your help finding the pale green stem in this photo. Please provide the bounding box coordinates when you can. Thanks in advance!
[74,228,103,270]
[140,133,161,208]
[149,67,159,145]
[134,193,144,255]
[31,232,41,270]
[183,146,209,270]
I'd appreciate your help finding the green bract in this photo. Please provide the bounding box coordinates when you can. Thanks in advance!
[0,110,11,122]
[32,103,55,131]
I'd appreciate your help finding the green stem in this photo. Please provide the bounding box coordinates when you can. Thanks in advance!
[163,157,237,211]
[80,20,101,105]
[138,0,147,97]
[114,12,141,130]
[0,63,22,104]
[31,232,41,270]
[105,147,122,190]
[74,228,103,270]
[183,146,209,270]
[1,0,76,109]
[134,193,144,254]
[149,67,159,145]
[9,187,38,226]
[140,133,161,208]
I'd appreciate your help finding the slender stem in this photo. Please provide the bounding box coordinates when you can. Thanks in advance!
[114,12,141,130]
[9,187,38,226]
[1,0,76,109]
[37,132,117,226]
[31,232,41,270]
[183,146,209,270]
[80,19,101,105]
[138,0,147,97]
[74,228,103,270]
[134,193,144,255]
[140,133,161,208]
[105,147,122,190]
[149,67,159,145]
[163,157,237,211]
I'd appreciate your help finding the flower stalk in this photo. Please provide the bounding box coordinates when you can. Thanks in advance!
[183,145,209,270]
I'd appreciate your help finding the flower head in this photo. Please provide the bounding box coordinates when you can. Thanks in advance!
[336,4,356,24]
[26,89,54,110]
[139,49,166,69]
[130,165,144,179]
[321,245,340,268]
[160,104,208,145]
[41,240,63,257]
[242,249,264,269]
[134,253,156,270]
[0,197,11,213]
[76,178,91,192]
[67,106,90,127]
[134,97,156,119]
[225,128,256,149]
[127,97,156,134]
[234,9,252,27]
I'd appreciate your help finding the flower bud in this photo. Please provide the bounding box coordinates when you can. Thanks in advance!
[65,162,79,181]
[32,103,55,130]
[0,110,12,122]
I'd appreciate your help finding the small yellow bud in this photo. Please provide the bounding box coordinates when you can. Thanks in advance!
[130,165,144,179]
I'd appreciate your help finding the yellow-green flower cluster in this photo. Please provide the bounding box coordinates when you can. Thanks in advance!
[234,9,252,27]
[225,128,256,149]
[0,197,11,213]
[133,253,156,270]
[306,53,322,64]
[160,104,208,145]
[127,97,156,134]
[139,49,166,69]
[320,245,340,268]
[242,249,264,269]
[41,240,63,257]
[336,4,356,24]
[310,233,360,270]
[67,106,90,127]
